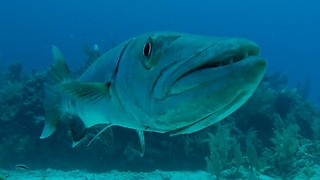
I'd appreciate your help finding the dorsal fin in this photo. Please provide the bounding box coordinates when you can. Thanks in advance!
[92,44,100,60]
[56,82,111,104]
[82,44,100,69]
[47,46,72,85]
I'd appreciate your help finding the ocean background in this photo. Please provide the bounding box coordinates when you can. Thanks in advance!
[1,0,319,103]
[0,0,320,179]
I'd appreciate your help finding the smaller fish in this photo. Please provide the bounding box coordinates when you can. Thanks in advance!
[33,115,45,124]
[15,164,28,170]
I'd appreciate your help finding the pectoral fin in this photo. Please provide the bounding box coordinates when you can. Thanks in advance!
[87,123,112,146]
[56,82,111,103]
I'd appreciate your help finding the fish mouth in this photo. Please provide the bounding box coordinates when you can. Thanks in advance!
[153,41,264,99]
[178,45,260,80]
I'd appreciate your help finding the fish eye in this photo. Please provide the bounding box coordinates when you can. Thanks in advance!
[143,42,152,58]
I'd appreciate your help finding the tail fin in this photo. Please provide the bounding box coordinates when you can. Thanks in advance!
[40,46,72,139]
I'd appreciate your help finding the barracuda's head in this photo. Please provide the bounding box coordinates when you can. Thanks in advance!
[114,32,267,135]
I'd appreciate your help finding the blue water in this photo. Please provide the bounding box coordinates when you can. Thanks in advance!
[1,1,319,103]
[0,0,319,90]
[1,1,320,178]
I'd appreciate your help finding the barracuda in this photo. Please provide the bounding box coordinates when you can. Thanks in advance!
[40,32,267,156]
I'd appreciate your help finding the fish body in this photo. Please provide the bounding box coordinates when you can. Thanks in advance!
[40,32,267,155]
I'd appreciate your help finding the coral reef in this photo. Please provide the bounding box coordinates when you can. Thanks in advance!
[0,61,319,179]
[203,73,320,179]
[0,72,44,123]
[7,61,22,81]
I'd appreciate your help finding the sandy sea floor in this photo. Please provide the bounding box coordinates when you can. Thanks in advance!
[0,169,213,180]
[1,168,317,180]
